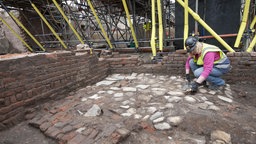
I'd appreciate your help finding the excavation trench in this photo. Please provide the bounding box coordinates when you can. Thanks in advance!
[0,51,256,144]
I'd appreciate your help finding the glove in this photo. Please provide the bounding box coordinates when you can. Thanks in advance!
[186,74,191,82]
[191,81,199,92]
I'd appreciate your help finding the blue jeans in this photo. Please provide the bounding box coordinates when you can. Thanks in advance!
[189,59,230,86]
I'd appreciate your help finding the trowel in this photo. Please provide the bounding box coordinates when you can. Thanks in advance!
[182,80,194,95]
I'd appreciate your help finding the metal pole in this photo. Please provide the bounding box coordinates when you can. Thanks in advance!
[52,0,84,44]
[86,0,113,49]
[195,0,199,34]
[31,2,67,49]
[184,0,189,50]
[0,1,45,51]
[0,16,33,51]
[9,12,46,51]
[150,0,157,58]
[122,0,139,48]
[234,0,251,47]
[176,0,235,52]
[157,0,163,51]
[246,33,256,52]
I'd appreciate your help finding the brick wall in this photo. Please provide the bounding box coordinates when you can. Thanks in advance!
[0,51,109,130]
[107,52,256,84]
[106,53,168,74]
[225,52,256,84]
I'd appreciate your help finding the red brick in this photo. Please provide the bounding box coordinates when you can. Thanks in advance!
[2,78,16,84]
[56,133,65,140]
[62,125,74,133]
[24,97,38,105]
[140,122,155,133]
[0,101,24,115]
[4,97,10,106]
[46,127,62,138]
[40,122,52,132]
[2,91,15,97]
[110,132,122,144]
[16,93,23,101]
[61,131,76,142]
[0,98,4,105]
[72,122,84,129]
[88,129,99,139]
[26,90,33,98]
[67,134,86,144]
[82,128,93,136]
[10,96,17,103]
[50,109,57,114]
[111,114,122,121]
[226,52,235,56]
[25,113,36,120]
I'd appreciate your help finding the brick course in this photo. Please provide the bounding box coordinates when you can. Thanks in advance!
[0,51,109,130]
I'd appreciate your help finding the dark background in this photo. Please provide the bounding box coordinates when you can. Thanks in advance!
[175,0,241,51]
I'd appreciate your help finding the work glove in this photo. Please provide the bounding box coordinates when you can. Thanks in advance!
[185,74,191,82]
[191,81,200,92]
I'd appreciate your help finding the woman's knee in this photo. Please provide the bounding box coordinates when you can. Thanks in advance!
[194,69,203,77]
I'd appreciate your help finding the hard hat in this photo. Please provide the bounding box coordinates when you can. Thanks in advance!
[185,36,198,53]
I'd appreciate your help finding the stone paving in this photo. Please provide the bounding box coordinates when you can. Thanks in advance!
[27,73,255,144]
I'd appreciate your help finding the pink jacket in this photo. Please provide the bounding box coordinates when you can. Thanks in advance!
[185,52,220,78]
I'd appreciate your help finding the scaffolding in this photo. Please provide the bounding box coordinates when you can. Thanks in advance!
[0,0,255,54]
[0,0,175,51]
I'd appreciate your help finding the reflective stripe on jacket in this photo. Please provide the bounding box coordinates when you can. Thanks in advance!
[193,43,230,68]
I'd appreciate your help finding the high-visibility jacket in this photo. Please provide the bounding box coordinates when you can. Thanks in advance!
[193,43,230,68]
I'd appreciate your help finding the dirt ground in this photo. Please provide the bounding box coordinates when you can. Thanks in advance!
[0,121,57,144]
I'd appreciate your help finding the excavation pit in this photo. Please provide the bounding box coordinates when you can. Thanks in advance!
[0,51,256,144]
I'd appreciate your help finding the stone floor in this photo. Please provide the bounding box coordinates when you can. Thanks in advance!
[1,73,256,144]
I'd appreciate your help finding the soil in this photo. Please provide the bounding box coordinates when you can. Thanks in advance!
[0,121,57,144]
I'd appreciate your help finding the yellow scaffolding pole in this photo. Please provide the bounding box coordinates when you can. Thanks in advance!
[157,0,163,51]
[9,12,45,51]
[183,0,189,50]
[87,0,113,49]
[150,0,157,58]
[52,0,84,44]
[176,0,235,52]
[0,16,33,52]
[250,16,256,30]
[122,0,139,48]
[234,0,251,48]
[31,3,67,49]
[246,34,256,52]
[246,16,256,52]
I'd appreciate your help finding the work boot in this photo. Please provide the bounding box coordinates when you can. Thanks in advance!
[208,84,225,91]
